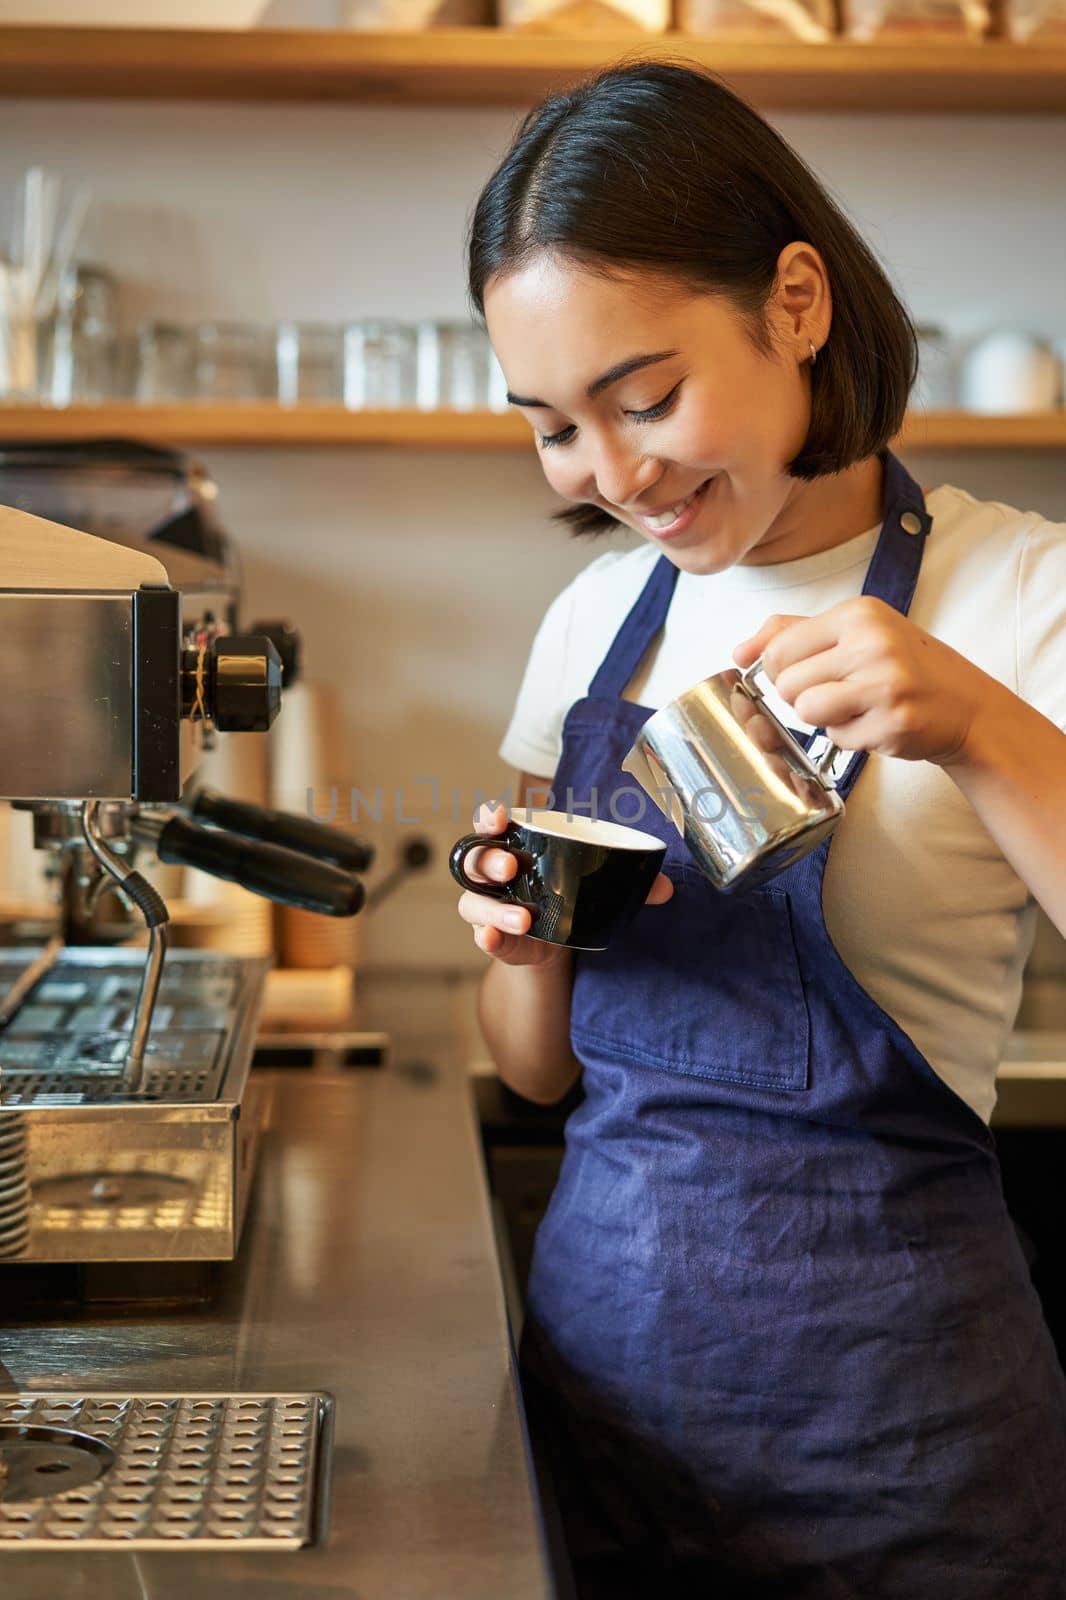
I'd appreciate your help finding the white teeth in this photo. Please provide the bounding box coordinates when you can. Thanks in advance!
[644,487,698,530]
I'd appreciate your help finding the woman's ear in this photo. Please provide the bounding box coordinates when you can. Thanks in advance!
[770,241,832,363]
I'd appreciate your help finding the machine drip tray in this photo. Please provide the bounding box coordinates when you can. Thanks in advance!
[0,1393,332,1550]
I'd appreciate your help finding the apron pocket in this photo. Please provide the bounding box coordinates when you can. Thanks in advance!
[570,866,810,1091]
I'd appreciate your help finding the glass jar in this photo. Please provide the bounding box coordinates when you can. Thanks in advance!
[343,321,417,409]
[276,322,344,406]
[135,322,195,403]
[0,261,41,401]
[487,348,509,414]
[44,264,118,406]
[416,321,493,411]
[0,319,38,402]
[194,321,272,402]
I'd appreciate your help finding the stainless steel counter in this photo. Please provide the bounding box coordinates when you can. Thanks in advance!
[0,1042,555,1598]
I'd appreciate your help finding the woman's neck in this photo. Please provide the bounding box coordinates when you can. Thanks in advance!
[743,454,885,567]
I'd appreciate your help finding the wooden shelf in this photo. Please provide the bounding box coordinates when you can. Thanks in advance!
[899,410,1066,449]
[1,27,1066,113]
[0,403,529,449]
[1,402,1063,451]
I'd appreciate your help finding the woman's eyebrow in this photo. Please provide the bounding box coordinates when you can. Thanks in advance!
[506,349,680,409]
[587,350,679,398]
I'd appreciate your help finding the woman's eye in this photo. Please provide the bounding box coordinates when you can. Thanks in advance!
[627,382,682,424]
[538,424,577,449]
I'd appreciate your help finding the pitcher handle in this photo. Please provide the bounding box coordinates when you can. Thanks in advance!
[740,655,841,783]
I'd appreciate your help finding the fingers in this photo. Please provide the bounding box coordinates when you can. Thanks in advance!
[734,611,870,726]
[735,610,866,693]
[463,845,518,886]
[646,872,674,906]
[473,923,522,959]
[819,709,884,755]
[772,643,851,709]
[732,612,809,669]
[787,679,869,733]
[474,801,508,834]
[464,801,517,885]
[763,618,843,681]
[457,888,530,938]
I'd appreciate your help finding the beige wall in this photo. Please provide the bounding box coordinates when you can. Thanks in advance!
[2,96,1065,968]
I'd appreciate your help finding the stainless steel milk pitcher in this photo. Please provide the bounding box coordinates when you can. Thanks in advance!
[621,658,845,893]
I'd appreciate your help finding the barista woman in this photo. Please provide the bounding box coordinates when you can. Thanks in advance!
[456,63,1066,1598]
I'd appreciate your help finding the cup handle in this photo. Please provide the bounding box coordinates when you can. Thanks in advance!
[449,832,524,900]
[740,655,840,784]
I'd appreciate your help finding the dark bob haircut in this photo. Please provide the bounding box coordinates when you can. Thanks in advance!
[468,61,917,536]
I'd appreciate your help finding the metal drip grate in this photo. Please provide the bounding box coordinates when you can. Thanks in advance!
[0,1062,223,1107]
[0,1033,226,1107]
[0,952,240,1107]
[0,1393,331,1550]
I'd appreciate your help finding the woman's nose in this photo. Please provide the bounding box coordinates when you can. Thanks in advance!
[589,443,663,509]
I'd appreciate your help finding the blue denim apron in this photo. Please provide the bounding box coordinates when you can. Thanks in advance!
[521,453,1066,1598]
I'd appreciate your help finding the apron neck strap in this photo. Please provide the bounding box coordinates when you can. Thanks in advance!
[588,553,680,701]
[859,450,930,616]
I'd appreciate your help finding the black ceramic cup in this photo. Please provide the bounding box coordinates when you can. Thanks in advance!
[449,808,667,952]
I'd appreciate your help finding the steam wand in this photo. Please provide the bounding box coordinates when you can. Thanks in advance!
[81,801,171,1093]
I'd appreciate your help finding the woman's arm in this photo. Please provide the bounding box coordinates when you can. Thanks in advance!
[735,599,1066,938]
[940,680,1066,938]
[478,948,582,1106]
[468,773,583,1106]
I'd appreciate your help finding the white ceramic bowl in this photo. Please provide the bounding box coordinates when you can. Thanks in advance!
[959,331,1061,414]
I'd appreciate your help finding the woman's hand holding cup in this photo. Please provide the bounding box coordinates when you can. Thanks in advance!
[457,803,560,966]
[452,802,673,963]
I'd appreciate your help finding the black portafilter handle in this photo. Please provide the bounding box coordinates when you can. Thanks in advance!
[154,815,365,917]
[188,788,374,874]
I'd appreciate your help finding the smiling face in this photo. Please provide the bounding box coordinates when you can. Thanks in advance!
[484,251,881,574]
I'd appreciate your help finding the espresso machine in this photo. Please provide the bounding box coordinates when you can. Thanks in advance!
[0,441,372,1272]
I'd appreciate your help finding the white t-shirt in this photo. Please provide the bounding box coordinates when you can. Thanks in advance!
[500,485,1066,1124]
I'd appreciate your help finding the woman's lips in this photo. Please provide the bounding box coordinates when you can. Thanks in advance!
[635,477,714,540]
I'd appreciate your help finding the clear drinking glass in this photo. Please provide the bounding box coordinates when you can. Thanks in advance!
[343,321,417,409]
[487,348,509,413]
[135,322,195,402]
[417,320,493,411]
[0,262,39,401]
[44,264,118,406]
[276,322,344,406]
[194,321,271,401]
